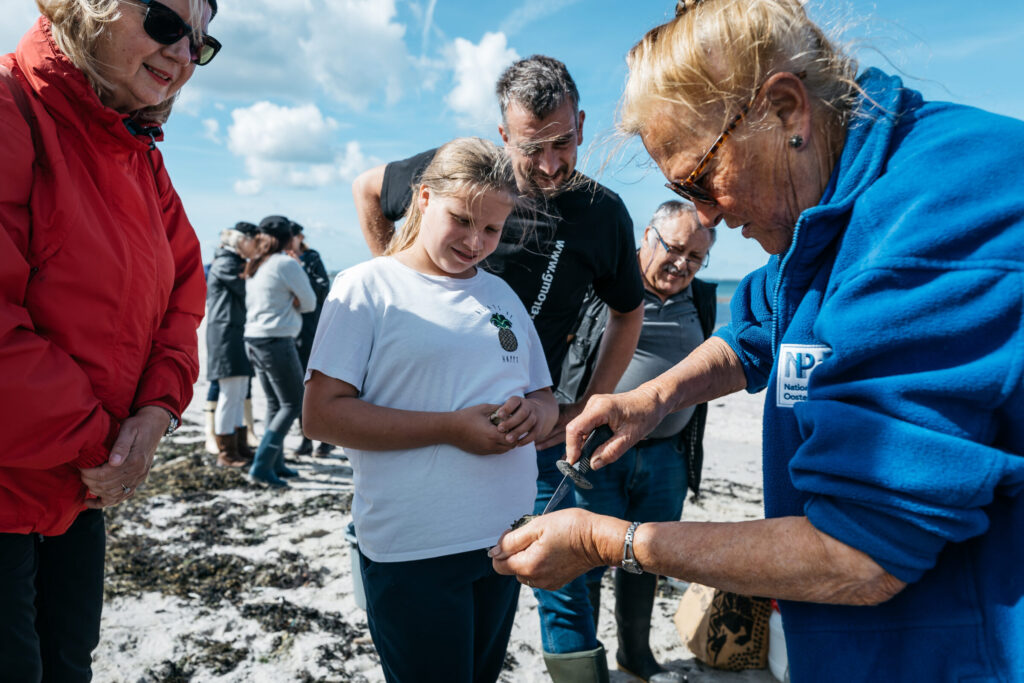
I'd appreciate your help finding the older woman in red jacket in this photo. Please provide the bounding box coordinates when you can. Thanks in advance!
[0,0,219,678]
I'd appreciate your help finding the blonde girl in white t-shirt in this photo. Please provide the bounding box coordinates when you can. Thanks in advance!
[303,137,557,683]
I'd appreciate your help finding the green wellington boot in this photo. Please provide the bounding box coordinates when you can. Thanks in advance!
[543,644,610,683]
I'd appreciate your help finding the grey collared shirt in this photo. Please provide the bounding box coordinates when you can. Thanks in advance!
[615,285,705,439]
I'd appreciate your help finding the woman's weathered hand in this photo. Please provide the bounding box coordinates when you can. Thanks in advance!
[449,403,514,455]
[564,387,663,470]
[489,508,620,590]
[80,406,169,508]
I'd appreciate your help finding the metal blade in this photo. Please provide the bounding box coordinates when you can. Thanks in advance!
[540,425,616,515]
[541,473,574,515]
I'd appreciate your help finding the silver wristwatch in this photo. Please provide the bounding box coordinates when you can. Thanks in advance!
[160,408,179,437]
[621,521,644,574]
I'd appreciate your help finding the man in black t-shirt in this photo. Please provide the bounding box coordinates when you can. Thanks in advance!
[352,55,644,681]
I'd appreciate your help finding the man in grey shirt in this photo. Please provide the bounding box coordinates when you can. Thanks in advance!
[556,201,716,683]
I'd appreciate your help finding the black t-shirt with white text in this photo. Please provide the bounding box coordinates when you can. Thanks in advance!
[381,148,643,385]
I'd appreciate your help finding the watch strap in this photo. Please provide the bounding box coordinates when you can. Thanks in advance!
[159,407,179,436]
[621,521,644,574]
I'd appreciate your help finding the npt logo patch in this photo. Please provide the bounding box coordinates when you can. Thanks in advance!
[776,343,832,408]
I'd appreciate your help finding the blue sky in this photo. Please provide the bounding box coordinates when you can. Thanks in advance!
[5,0,1023,280]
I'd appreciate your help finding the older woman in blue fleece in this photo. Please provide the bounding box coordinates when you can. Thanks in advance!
[490,1,1024,681]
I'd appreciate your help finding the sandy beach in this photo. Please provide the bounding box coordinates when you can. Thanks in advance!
[91,323,776,683]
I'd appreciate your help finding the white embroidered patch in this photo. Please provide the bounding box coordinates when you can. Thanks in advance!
[776,343,832,408]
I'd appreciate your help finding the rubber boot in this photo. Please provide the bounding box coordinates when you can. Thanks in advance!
[275,440,299,478]
[214,432,247,468]
[588,579,602,632]
[234,426,253,463]
[204,400,219,455]
[249,430,288,488]
[244,399,259,448]
[543,645,610,683]
[614,571,684,683]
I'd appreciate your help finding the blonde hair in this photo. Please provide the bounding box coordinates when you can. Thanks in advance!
[386,137,522,256]
[621,0,858,141]
[219,228,249,251]
[37,0,210,123]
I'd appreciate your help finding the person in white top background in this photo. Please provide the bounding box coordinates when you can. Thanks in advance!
[303,137,557,683]
[243,215,316,487]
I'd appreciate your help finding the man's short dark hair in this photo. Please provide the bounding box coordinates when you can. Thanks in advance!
[496,55,580,123]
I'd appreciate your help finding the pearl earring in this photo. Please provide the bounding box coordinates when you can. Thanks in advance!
[789,135,804,148]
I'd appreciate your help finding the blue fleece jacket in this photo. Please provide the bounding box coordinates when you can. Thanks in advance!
[717,69,1024,682]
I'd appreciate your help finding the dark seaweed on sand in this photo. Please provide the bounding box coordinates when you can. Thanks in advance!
[100,439,373,679]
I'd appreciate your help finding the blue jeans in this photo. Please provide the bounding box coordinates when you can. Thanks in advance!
[575,437,687,585]
[532,444,600,654]
[359,548,519,683]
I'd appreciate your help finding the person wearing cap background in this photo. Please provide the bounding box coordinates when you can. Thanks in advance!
[286,220,333,457]
[205,222,258,467]
[243,215,316,487]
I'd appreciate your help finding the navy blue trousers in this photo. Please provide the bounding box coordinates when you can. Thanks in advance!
[359,547,519,683]
[0,508,106,682]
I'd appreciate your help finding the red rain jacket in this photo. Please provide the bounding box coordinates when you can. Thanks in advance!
[0,18,205,535]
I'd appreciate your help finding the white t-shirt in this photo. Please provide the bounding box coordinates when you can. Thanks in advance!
[305,257,552,562]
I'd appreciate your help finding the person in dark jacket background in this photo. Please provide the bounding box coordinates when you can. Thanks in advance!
[287,221,332,456]
[555,201,715,682]
[206,222,257,467]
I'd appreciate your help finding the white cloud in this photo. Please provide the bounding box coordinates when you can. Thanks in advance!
[300,0,411,110]
[445,32,519,130]
[499,0,583,36]
[194,0,414,111]
[421,0,439,53]
[226,101,377,194]
[228,101,339,163]
[202,118,221,144]
[233,178,263,196]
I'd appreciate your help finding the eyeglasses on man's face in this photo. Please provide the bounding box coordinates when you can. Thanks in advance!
[136,0,221,66]
[650,226,709,271]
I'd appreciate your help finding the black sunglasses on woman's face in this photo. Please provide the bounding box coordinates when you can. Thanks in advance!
[137,0,221,66]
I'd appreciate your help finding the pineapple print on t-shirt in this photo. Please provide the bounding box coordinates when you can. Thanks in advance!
[490,313,519,352]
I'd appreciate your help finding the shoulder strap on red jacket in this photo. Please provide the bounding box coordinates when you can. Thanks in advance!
[1,64,33,121]
[0,64,41,155]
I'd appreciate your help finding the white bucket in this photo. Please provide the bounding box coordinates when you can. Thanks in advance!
[345,522,367,611]
[768,607,789,682]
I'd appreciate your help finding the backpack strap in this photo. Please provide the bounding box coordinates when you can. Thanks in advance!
[0,63,42,157]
